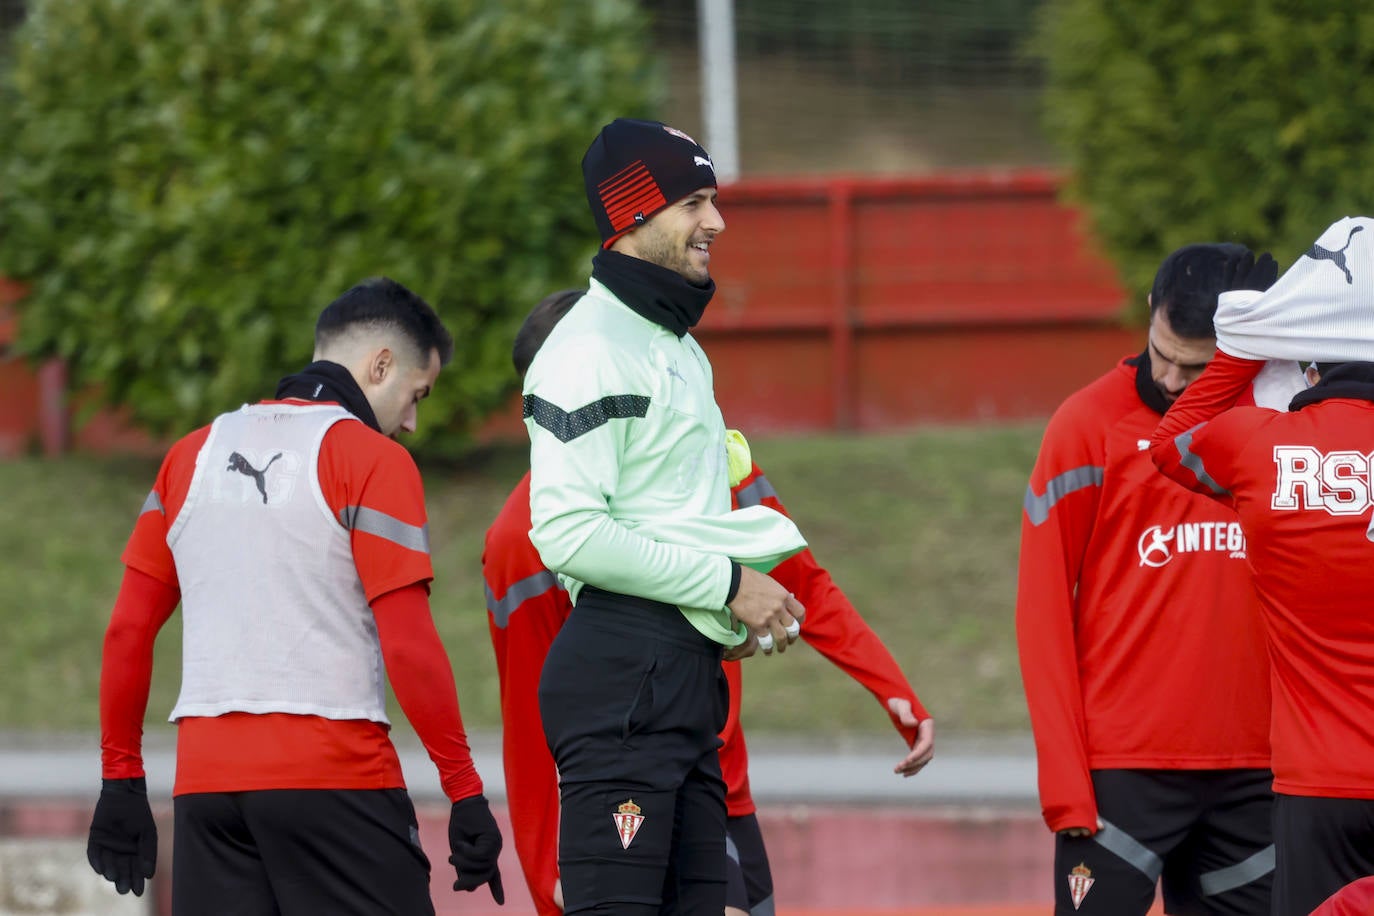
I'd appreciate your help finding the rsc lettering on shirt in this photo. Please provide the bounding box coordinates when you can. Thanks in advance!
[1272,446,1374,515]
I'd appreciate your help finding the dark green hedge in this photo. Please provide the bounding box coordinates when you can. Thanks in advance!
[0,0,658,452]
[1039,0,1374,300]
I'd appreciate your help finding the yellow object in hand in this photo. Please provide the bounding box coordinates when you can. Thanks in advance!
[725,429,752,487]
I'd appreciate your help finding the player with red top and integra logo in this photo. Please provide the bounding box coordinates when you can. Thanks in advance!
[1152,216,1374,916]
[1018,244,1279,915]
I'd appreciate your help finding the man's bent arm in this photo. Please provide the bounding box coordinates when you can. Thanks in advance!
[1150,350,1265,496]
[525,333,733,610]
[782,550,928,739]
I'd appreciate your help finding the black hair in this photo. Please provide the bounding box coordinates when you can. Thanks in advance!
[1149,243,1252,340]
[513,289,584,377]
[315,277,454,367]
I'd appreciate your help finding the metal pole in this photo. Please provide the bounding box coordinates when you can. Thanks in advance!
[697,0,740,182]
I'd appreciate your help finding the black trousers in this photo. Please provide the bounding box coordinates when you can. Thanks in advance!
[724,813,775,915]
[1272,793,1374,916]
[172,788,432,916]
[1053,769,1274,916]
[539,587,730,916]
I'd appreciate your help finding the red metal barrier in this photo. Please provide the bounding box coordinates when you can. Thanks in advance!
[698,170,1136,433]
[0,281,53,457]
[3,171,1142,455]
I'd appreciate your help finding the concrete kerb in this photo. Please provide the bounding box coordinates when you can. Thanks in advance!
[0,730,1039,806]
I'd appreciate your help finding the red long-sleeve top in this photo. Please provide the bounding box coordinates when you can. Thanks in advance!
[1151,351,1374,799]
[102,402,482,802]
[484,464,928,915]
[1310,877,1374,916]
[1017,357,1270,834]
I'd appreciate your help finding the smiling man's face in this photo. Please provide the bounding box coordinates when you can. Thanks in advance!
[615,187,725,285]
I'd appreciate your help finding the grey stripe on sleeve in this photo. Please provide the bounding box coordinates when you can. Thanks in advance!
[1023,465,1103,526]
[338,505,430,553]
[1175,423,1230,496]
[485,569,562,629]
[1093,819,1164,882]
[1199,845,1275,897]
[734,475,778,508]
[140,491,164,515]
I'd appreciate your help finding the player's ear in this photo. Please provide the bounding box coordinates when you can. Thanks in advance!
[368,348,394,385]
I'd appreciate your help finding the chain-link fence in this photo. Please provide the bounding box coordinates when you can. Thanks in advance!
[0,0,1053,176]
[645,0,1054,176]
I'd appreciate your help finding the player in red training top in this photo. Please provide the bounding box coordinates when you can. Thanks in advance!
[1309,877,1374,916]
[1017,245,1278,915]
[87,279,504,914]
[1151,246,1374,915]
[485,290,934,916]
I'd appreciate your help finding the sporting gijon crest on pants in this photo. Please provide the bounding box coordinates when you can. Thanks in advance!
[1067,861,1095,910]
[612,799,645,850]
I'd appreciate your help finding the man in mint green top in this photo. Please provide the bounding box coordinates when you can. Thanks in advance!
[525,118,806,916]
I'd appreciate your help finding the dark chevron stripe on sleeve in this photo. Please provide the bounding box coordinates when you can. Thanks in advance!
[523,393,650,443]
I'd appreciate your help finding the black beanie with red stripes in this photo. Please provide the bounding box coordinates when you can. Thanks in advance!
[582,118,717,248]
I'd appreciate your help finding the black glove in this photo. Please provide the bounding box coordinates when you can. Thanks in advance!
[1223,250,1279,293]
[87,777,157,896]
[448,795,504,904]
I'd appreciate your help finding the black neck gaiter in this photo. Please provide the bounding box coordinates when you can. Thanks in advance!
[1289,361,1374,411]
[591,249,715,337]
[274,360,382,433]
[1128,348,1172,416]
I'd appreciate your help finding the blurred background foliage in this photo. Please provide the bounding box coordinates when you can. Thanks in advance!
[0,0,658,454]
[1039,0,1374,298]
[6,0,1374,452]
[0,0,1064,458]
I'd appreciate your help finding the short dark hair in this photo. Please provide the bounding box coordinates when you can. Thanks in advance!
[513,289,583,377]
[1149,243,1252,340]
[316,277,454,366]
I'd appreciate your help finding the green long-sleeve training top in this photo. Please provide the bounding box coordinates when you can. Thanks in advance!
[522,278,805,645]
